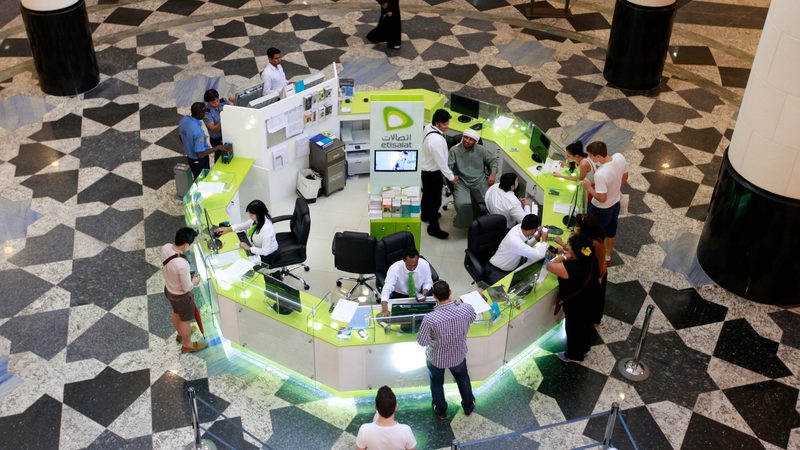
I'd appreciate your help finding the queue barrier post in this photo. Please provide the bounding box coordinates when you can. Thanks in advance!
[185,387,218,450]
[617,304,654,381]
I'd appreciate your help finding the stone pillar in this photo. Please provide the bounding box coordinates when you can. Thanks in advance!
[697,0,800,306]
[603,0,677,91]
[21,0,99,96]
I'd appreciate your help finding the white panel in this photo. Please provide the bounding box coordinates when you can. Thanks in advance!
[767,34,800,97]
[772,94,800,149]
[314,340,368,392]
[767,0,800,42]
[505,290,561,361]
[728,121,752,175]
[739,130,795,194]
[734,73,783,141]
[21,0,78,11]
[217,295,241,343]
[237,306,316,378]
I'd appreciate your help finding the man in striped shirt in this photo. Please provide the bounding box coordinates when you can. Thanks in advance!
[417,280,477,419]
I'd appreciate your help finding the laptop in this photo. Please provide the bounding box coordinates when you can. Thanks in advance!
[508,261,543,296]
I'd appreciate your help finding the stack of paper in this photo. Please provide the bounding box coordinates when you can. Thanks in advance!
[331,299,359,323]
[460,291,491,314]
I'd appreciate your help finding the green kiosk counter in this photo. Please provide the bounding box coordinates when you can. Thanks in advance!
[185,89,580,396]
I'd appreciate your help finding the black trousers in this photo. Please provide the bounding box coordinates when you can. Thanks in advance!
[210,137,223,162]
[421,170,443,230]
[187,156,210,179]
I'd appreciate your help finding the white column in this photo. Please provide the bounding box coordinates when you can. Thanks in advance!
[727,0,800,199]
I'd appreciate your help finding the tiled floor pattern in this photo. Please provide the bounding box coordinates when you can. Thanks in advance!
[0,1,798,449]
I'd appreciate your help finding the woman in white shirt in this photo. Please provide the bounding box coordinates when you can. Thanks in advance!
[551,141,596,183]
[215,200,279,264]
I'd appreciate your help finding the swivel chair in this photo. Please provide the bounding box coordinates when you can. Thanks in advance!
[470,188,487,220]
[332,231,377,297]
[269,197,311,290]
[464,214,507,285]
[375,231,439,297]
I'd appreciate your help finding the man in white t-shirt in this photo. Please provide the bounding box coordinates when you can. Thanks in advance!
[356,386,416,450]
[261,47,287,94]
[581,141,628,264]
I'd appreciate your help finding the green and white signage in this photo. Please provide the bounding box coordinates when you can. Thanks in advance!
[369,95,425,190]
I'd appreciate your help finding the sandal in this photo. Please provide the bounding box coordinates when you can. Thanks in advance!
[181,342,208,353]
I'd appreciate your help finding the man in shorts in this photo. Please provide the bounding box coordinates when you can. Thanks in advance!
[582,141,628,265]
[161,227,207,353]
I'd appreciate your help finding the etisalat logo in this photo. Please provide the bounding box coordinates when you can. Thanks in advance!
[382,106,414,131]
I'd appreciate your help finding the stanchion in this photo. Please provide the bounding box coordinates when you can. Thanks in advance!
[617,304,654,381]
[451,439,461,450]
[185,387,218,450]
[602,403,620,449]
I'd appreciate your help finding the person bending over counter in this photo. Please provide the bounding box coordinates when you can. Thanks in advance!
[550,141,595,183]
[380,248,433,316]
[485,173,531,229]
[448,128,498,229]
[179,102,232,179]
[215,200,278,265]
[485,214,548,285]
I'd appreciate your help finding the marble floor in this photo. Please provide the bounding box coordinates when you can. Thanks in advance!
[0,0,798,449]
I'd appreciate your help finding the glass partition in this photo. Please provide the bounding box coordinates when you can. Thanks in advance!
[311,295,378,345]
[487,115,565,162]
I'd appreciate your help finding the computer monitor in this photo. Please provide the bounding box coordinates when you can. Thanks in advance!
[262,273,302,315]
[374,150,418,172]
[450,93,480,123]
[248,91,280,109]
[384,301,436,331]
[530,127,551,164]
[203,208,221,253]
[508,261,543,296]
[234,84,263,107]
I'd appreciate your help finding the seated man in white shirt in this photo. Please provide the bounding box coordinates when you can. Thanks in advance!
[485,214,548,285]
[485,173,532,229]
[356,386,417,450]
[380,248,433,316]
[261,47,287,94]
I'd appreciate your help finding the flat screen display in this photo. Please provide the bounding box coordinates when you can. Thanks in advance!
[529,127,551,164]
[374,150,418,172]
[234,84,263,107]
[450,93,480,121]
[263,273,302,314]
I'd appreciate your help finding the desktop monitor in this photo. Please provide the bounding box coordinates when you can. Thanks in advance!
[450,93,480,124]
[509,261,543,296]
[387,301,436,331]
[374,150,418,172]
[529,127,551,164]
[203,208,221,253]
[234,84,263,107]
[249,91,280,109]
[263,273,302,315]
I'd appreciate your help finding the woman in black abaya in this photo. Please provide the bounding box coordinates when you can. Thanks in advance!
[367,0,401,49]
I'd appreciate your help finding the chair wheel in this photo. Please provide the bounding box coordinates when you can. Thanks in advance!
[304,266,310,272]
[336,280,342,287]
[304,284,310,290]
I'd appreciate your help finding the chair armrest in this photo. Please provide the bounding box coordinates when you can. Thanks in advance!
[271,214,292,224]
[464,250,484,281]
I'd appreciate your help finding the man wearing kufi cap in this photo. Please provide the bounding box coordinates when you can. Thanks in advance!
[447,128,498,229]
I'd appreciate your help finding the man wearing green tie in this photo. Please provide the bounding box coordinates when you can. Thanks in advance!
[380,248,434,316]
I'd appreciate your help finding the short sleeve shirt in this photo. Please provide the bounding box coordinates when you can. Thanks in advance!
[204,99,229,139]
[178,116,209,159]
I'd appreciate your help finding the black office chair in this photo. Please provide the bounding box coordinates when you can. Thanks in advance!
[269,197,311,290]
[470,188,487,220]
[332,231,377,297]
[464,214,507,285]
[375,231,439,298]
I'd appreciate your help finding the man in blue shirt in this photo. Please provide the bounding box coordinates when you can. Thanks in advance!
[178,102,231,179]
[203,89,234,162]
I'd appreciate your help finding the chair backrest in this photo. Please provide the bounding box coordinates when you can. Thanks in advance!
[375,231,416,280]
[290,197,311,245]
[333,231,377,274]
[467,214,507,264]
[470,188,487,219]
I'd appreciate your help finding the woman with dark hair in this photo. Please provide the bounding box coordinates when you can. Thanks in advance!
[215,200,278,263]
[554,214,608,325]
[547,234,599,362]
[551,141,596,183]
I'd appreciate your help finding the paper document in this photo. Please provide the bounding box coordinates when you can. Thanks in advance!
[460,291,491,314]
[217,258,255,282]
[210,250,242,267]
[267,114,287,133]
[196,181,225,194]
[331,299,359,323]
[553,201,572,215]
[286,106,304,137]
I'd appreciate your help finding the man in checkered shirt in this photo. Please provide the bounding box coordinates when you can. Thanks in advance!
[417,280,477,420]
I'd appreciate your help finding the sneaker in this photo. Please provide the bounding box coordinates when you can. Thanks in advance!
[181,342,208,353]
[463,400,476,416]
[427,226,449,240]
[557,352,580,363]
[432,403,447,420]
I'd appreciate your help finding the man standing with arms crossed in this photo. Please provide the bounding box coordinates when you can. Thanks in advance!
[417,280,477,420]
[581,141,628,265]
[420,109,456,239]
